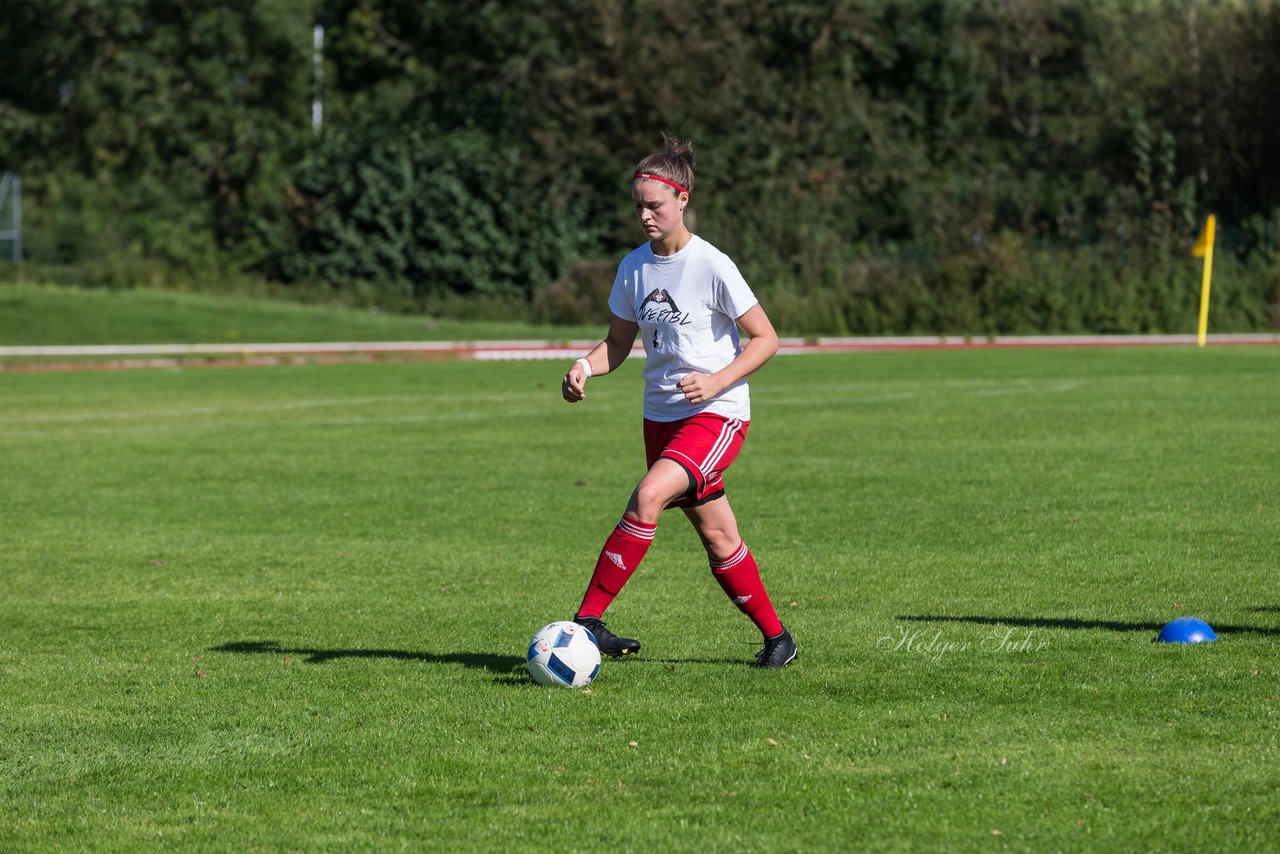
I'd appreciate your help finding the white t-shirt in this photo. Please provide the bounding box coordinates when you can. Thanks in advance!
[608,234,758,422]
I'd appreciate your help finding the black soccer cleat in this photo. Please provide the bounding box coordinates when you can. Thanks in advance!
[752,627,797,668]
[573,615,641,658]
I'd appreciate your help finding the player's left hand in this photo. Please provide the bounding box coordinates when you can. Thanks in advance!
[677,372,723,404]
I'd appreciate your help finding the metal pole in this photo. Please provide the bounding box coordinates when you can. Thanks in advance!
[312,23,324,136]
[12,173,19,263]
[0,172,18,263]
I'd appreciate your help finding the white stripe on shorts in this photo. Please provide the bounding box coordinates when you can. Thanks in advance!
[701,418,742,479]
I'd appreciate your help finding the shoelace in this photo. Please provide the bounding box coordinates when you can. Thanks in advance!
[577,617,618,641]
[756,636,784,665]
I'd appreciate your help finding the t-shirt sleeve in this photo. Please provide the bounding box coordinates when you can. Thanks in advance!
[607,263,636,322]
[713,255,759,321]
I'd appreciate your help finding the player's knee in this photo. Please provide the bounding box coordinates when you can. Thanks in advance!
[632,480,673,521]
[701,529,740,562]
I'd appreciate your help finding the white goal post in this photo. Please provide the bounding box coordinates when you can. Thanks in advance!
[0,171,21,263]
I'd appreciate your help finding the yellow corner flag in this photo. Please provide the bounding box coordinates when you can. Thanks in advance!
[1193,214,1216,347]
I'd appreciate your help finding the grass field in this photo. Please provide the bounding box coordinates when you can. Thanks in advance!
[0,282,599,345]
[2,345,1278,851]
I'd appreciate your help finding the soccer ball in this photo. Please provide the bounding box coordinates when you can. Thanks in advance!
[526,621,601,688]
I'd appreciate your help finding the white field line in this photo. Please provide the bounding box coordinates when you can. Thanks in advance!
[0,395,406,425]
[0,406,561,439]
[0,376,1087,438]
[0,389,562,427]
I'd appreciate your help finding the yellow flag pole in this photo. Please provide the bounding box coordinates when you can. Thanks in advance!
[1194,214,1216,348]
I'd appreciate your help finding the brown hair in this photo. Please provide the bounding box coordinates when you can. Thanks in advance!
[633,135,696,195]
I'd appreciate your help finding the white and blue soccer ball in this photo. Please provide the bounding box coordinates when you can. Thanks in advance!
[527,621,601,688]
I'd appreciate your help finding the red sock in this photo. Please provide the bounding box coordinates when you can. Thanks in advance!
[710,542,784,638]
[575,516,657,619]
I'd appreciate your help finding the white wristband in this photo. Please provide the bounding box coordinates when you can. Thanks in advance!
[574,357,593,378]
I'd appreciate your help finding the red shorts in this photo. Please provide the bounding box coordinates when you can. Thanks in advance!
[644,412,750,509]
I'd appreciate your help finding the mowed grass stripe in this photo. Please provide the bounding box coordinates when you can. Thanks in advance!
[2,347,1278,851]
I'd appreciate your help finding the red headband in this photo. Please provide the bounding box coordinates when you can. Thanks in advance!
[633,172,688,195]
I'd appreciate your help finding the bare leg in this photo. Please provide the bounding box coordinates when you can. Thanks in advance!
[683,495,784,641]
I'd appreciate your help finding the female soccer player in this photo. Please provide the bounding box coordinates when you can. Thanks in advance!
[561,137,797,668]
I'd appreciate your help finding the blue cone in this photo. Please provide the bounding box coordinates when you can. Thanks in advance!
[1155,616,1217,644]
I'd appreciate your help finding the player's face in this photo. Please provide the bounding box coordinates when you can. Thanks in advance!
[632,180,687,244]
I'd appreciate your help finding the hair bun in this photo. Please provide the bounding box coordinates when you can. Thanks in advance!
[663,135,696,170]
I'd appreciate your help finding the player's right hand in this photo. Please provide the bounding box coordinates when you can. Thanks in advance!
[562,364,587,402]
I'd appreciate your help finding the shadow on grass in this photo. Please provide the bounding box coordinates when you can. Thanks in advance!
[210,640,522,674]
[896,614,1280,636]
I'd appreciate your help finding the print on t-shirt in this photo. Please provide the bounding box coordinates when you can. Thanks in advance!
[639,289,690,325]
